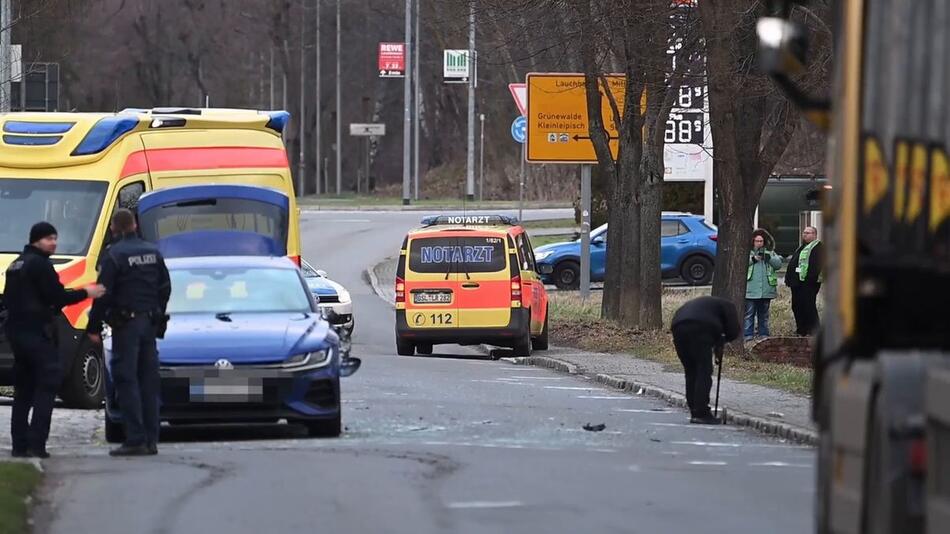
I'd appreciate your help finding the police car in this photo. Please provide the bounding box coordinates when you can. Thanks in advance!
[102,256,360,441]
[300,259,354,334]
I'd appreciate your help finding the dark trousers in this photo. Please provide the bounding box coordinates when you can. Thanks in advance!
[7,326,62,453]
[672,321,716,417]
[111,315,160,447]
[790,284,821,335]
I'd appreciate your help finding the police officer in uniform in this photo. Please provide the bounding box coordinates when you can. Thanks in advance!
[671,296,741,424]
[5,222,106,458]
[87,209,171,456]
[785,226,823,336]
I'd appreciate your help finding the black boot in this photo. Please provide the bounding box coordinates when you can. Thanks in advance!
[27,448,51,458]
[690,409,721,425]
[11,449,30,458]
[110,444,150,457]
[147,443,158,456]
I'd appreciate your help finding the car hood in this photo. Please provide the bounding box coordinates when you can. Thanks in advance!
[305,276,339,296]
[534,240,579,256]
[156,312,334,365]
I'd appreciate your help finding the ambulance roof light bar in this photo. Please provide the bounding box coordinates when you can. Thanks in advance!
[420,215,520,227]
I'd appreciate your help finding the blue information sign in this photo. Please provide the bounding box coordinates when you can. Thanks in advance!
[511,116,527,144]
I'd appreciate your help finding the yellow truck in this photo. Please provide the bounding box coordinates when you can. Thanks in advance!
[759,2,949,533]
[0,108,301,408]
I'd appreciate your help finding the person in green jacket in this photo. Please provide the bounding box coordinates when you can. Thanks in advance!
[745,228,783,340]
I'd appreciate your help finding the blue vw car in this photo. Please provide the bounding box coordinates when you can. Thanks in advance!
[533,213,718,288]
[103,256,360,441]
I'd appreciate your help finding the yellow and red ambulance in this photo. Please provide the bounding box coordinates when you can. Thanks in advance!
[394,215,549,357]
[0,108,301,407]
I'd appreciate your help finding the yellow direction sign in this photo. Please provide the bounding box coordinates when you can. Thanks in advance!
[526,73,625,163]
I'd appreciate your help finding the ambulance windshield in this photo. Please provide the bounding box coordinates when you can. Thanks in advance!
[0,178,108,255]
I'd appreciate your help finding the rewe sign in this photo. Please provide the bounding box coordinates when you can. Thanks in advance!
[378,43,406,78]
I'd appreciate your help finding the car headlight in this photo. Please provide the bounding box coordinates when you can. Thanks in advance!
[534,250,554,261]
[337,287,351,304]
[284,350,329,368]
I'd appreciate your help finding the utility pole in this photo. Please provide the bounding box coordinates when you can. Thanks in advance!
[298,7,306,197]
[0,0,11,113]
[401,0,412,205]
[412,0,420,201]
[314,0,322,196]
[465,1,476,201]
[479,113,485,201]
[335,0,342,196]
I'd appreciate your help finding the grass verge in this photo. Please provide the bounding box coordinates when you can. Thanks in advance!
[520,218,577,230]
[0,462,41,534]
[547,288,814,395]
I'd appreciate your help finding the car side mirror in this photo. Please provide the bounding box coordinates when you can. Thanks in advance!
[340,357,361,377]
[592,236,605,246]
[316,269,328,278]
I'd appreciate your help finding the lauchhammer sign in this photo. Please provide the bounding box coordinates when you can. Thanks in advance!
[525,73,626,164]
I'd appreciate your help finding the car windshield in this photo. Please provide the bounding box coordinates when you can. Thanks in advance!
[167,267,313,314]
[0,178,108,255]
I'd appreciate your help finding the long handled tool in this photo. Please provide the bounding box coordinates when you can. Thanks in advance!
[713,344,724,419]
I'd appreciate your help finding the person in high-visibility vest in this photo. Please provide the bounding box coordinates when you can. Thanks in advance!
[745,228,783,341]
[784,226,823,336]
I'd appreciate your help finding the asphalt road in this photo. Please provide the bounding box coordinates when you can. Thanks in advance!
[22,209,814,534]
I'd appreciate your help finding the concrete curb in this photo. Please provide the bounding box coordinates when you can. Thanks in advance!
[365,260,395,308]
[365,258,817,446]
[509,356,817,446]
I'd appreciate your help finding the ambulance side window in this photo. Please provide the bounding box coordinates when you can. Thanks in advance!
[101,181,145,251]
[515,234,535,272]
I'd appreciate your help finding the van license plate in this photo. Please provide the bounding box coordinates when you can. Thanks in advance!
[413,292,451,304]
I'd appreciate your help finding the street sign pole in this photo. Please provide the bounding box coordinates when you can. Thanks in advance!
[465,2,476,201]
[519,142,526,222]
[402,0,412,205]
[580,165,592,300]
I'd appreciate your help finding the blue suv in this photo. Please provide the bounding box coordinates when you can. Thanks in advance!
[533,213,718,288]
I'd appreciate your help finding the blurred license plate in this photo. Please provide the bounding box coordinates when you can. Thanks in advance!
[413,292,451,304]
[189,377,263,403]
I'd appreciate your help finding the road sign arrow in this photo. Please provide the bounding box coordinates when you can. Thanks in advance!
[572,134,619,141]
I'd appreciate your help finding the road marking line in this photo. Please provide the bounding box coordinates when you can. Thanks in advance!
[614,408,675,413]
[577,395,630,399]
[544,386,594,391]
[749,462,812,468]
[506,376,565,380]
[649,422,740,430]
[447,501,524,509]
[671,441,811,449]
[689,461,728,466]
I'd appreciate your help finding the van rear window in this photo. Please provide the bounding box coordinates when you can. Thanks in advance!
[409,236,507,274]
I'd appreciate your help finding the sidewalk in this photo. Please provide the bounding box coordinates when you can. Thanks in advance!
[368,258,817,445]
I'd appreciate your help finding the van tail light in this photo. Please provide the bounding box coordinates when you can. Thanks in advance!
[709,235,718,242]
[395,277,406,304]
[910,437,927,476]
[288,255,301,266]
[510,276,522,300]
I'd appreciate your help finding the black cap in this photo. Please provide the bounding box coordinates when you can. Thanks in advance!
[29,222,58,244]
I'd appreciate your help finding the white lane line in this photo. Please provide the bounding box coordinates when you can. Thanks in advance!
[672,441,811,449]
[544,386,595,391]
[447,501,524,509]
[506,376,565,380]
[469,379,531,386]
[689,461,728,466]
[614,408,675,413]
[577,395,630,400]
[749,462,812,468]
[649,422,740,430]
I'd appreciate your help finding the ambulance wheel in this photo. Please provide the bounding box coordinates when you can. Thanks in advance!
[532,308,549,351]
[513,325,532,357]
[396,337,415,356]
[416,343,433,355]
[105,418,125,444]
[60,339,105,409]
